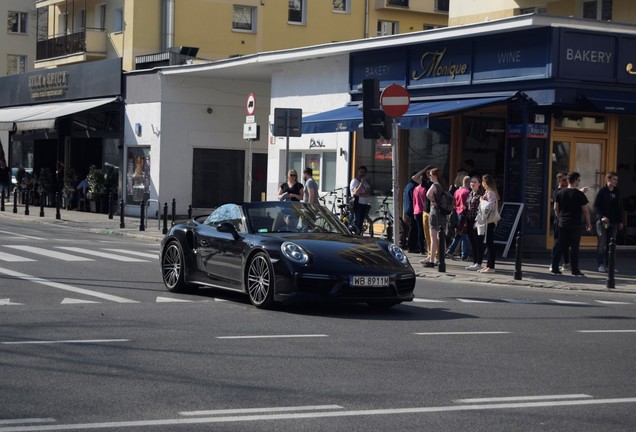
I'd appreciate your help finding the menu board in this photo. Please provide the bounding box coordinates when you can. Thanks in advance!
[493,202,524,258]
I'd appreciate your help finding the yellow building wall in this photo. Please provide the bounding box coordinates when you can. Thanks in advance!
[123,0,163,71]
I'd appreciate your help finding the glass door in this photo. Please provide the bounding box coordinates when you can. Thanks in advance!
[549,136,606,248]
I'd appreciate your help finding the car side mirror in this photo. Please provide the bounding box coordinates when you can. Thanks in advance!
[217,222,239,240]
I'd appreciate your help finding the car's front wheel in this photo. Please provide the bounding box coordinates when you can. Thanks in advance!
[246,253,275,309]
[161,241,189,293]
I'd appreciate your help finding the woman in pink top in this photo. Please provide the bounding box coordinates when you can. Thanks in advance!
[412,173,428,257]
[446,176,471,260]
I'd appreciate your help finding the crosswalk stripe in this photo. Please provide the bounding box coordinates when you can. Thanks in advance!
[457,298,494,303]
[413,298,446,303]
[4,245,93,261]
[156,297,193,303]
[551,299,589,305]
[0,298,24,306]
[61,298,101,304]
[56,247,148,262]
[595,300,633,305]
[103,249,159,259]
[0,251,36,262]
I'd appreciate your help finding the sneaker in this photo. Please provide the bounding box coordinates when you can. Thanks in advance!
[562,263,570,271]
[466,263,481,271]
[550,270,562,275]
[572,272,585,277]
[598,265,606,273]
[461,256,470,261]
[479,267,495,273]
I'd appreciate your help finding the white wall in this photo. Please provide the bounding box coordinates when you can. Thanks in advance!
[268,54,352,200]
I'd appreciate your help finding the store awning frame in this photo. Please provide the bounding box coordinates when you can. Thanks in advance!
[0,97,119,132]
[301,93,519,134]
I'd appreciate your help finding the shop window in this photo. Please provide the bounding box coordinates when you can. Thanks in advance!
[233,5,256,32]
[405,119,452,186]
[333,1,350,13]
[288,0,306,25]
[6,54,26,75]
[582,0,612,21]
[8,11,27,34]
[113,8,123,32]
[126,147,150,203]
[377,20,398,36]
[287,151,336,192]
[554,114,606,131]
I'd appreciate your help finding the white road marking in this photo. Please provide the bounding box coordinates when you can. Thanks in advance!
[0,251,35,262]
[1,397,636,431]
[56,247,148,262]
[502,299,541,304]
[455,394,592,403]
[0,267,139,303]
[180,405,344,416]
[595,300,632,305]
[551,299,589,305]
[413,298,446,303]
[414,332,511,336]
[0,419,55,425]
[61,298,100,304]
[3,246,92,261]
[156,297,192,303]
[457,298,494,303]
[103,249,159,259]
[0,299,24,306]
[217,334,328,340]
[0,230,45,240]
[1,339,130,345]
[577,330,636,333]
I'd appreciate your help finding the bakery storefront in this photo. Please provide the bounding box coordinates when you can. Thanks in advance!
[305,21,636,251]
[0,59,122,206]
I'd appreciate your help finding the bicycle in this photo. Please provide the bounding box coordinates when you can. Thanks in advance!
[369,194,406,243]
[320,188,371,236]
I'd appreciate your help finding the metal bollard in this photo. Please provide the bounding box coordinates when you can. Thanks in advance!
[187,204,192,219]
[39,195,45,217]
[24,191,29,216]
[162,202,168,234]
[438,225,446,273]
[139,200,145,231]
[13,189,18,213]
[119,200,125,229]
[171,198,176,226]
[1,188,4,212]
[55,192,61,220]
[108,193,114,219]
[606,237,616,289]
[514,231,523,281]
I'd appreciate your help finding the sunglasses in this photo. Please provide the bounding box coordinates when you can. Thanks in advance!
[289,173,297,177]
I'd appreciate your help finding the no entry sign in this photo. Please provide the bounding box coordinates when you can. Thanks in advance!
[380,84,410,118]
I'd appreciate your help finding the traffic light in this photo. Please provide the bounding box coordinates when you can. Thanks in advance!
[362,78,392,140]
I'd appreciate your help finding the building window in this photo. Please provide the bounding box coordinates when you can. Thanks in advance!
[288,151,336,192]
[8,11,28,34]
[386,0,409,6]
[57,12,68,35]
[377,20,399,36]
[75,9,86,30]
[520,6,547,14]
[582,0,612,20]
[114,8,123,32]
[435,0,449,12]
[95,4,106,30]
[333,0,350,13]
[288,0,306,24]
[7,54,26,75]
[233,5,256,32]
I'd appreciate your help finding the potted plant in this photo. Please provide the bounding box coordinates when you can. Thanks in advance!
[62,168,78,209]
[37,168,53,205]
[103,164,119,212]
[86,165,105,212]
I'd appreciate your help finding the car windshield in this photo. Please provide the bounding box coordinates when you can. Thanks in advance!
[244,201,349,235]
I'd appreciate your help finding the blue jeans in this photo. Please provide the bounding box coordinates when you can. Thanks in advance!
[447,214,469,258]
[596,220,619,267]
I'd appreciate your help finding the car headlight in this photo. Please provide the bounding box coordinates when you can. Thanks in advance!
[281,241,309,264]
[388,243,408,265]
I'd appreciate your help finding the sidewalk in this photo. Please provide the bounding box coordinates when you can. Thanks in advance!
[1,201,634,294]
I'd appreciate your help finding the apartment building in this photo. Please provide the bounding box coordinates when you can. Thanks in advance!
[34,0,449,71]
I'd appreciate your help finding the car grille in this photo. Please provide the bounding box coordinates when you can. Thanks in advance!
[294,273,415,299]
[395,276,416,296]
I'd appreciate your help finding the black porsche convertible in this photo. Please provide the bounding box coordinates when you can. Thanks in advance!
[160,201,415,309]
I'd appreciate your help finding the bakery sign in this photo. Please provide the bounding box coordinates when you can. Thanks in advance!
[28,71,69,99]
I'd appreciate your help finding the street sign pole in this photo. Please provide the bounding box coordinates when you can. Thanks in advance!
[392,121,400,247]
[285,110,291,176]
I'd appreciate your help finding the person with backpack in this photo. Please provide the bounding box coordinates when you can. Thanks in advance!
[422,167,449,268]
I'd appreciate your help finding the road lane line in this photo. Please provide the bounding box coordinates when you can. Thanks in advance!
[577,330,636,333]
[0,267,139,303]
[216,334,328,339]
[595,300,632,305]
[551,299,589,305]
[1,397,636,431]
[0,299,24,306]
[0,419,55,426]
[3,246,92,262]
[457,298,494,303]
[56,247,148,262]
[2,339,130,345]
[180,405,344,416]
[413,298,445,303]
[0,230,45,240]
[0,251,36,262]
[414,332,511,336]
[102,249,159,259]
[455,394,592,403]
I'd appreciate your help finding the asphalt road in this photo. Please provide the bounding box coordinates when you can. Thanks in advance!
[1,220,635,431]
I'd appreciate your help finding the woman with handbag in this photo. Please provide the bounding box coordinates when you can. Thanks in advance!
[477,173,500,273]
[465,176,484,271]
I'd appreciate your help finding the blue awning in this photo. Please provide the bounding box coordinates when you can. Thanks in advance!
[584,92,636,114]
[301,94,515,134]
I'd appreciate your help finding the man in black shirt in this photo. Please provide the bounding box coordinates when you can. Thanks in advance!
[551,172,592,276]
[593,172,623,272]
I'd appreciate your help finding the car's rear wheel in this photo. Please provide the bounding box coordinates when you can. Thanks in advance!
[246,253,275,309]
[161,241,189,293]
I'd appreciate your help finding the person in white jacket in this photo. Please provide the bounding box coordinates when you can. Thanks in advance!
[475,174,500,273]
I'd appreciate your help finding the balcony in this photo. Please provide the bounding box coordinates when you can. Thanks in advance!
[376,0,449,13]
[35,28,107,67]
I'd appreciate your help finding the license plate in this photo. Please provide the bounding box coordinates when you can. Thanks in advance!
[349,275,389,287]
